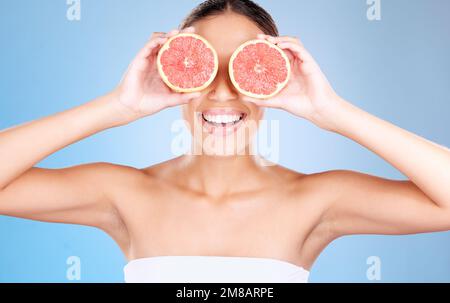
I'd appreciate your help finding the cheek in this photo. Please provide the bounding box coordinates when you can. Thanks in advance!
[181,100,200,121]
[181,105,190,121]
[258,108,265,120]
[181,101,203,134]
[250,106,265,121]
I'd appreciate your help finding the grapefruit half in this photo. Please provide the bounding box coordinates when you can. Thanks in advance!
[229,39,291,99]
[157,33,219,93]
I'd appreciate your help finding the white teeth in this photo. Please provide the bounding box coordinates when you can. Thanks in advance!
[203,113,243,125]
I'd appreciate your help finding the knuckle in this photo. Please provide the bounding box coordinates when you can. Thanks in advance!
[151,32,165,38]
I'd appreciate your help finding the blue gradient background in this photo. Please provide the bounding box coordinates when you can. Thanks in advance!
[1,0,449,282]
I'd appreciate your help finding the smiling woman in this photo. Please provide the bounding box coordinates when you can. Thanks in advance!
[0,0,450,283]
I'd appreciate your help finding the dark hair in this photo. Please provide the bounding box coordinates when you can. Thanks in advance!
[180,0,279,37]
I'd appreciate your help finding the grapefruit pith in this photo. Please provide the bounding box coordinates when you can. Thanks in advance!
[229,39,291,99]
[157,33,219,93]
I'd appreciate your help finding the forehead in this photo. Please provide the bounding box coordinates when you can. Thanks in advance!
[192,12,263,58]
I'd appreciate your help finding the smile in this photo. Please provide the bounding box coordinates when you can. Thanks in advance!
[199,109,248,136]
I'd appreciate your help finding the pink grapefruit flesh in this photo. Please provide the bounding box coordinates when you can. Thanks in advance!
[157,33,218,93]
[229,39,291,99]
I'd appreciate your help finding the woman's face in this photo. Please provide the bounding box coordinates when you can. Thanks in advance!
[181,12,265,157]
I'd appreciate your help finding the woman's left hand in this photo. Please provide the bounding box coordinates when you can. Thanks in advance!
[243,34,344,131]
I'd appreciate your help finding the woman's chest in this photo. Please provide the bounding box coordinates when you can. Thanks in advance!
[117,186,325,259]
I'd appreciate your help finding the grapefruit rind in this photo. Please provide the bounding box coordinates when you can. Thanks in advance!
[157,33,219,93]
[229,39,291,99]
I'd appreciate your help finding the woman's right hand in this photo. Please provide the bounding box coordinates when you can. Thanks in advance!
[113,27,201,123]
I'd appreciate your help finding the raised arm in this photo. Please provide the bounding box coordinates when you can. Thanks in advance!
[0,94,127,227]
[247,34,450,236]
[318,100,450,236]
[0,28,199,230]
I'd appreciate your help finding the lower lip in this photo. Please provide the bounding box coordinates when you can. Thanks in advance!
[199,114,247,137]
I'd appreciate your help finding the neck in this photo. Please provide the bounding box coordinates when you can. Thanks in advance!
[180,155,264,197]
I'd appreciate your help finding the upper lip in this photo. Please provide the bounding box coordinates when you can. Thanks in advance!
[198,106,249,117]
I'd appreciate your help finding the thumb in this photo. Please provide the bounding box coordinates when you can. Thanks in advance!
[167,92,202,107]
[242,96,280,109]
[180,92,202,102]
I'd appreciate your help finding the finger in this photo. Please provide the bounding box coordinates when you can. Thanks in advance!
[137,36,168,59]
[269,36,303,46]
[277,42,319,76]
[167,92,202,106]
[282,48,296,64]
[257,33,276,39]
[129,36,167,75]
[276,41,313,63]
[165,29,180,39]
[146,37,168,56]
[180,92,202,102]
[151,32,166,39]
[147,36,170,58]
[181,26,196,34]
[256,34,305,57]
[137,37,167,61]
[242,96,280,109]
[255,35,301,64]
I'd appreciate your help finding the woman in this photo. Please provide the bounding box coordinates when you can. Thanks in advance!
[1,0,449,283]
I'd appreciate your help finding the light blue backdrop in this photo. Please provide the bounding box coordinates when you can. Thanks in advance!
[0,0,449,282]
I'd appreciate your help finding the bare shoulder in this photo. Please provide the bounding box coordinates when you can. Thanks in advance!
[140,157,184,177]
[90,158,191,203]
[285,169,395,226]
[75,162,147,184]
[73,162,156,200]
[291,169,379,188]
[267,166,358,196]
[276,168,374,217]
[299,169,400,195]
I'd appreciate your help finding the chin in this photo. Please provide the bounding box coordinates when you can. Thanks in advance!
[188,116,259,157]
[191,136,252,157]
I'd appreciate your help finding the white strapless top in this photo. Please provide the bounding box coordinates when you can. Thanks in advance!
[124,256,310,283]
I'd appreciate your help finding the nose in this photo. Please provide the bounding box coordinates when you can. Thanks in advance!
[207,64,239,102]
